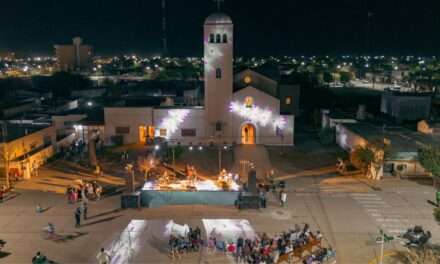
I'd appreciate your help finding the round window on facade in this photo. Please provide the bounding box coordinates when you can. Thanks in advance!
[244,75,252,84]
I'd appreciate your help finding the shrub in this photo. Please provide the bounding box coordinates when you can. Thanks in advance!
[433,208,440,222]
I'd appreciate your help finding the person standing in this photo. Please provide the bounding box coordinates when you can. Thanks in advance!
[77,187,82,202]
[96,184,102,201]
[0,186,4,203]
[32,252,47,264]
[236,236,244,260]
[96,248,110,264]
[81,202,88,220]
[259,190,267,208]
[74,207,81,227]
[280,190,287,207]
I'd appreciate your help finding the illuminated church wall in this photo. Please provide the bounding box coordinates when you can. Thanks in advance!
[231,86,294,145]
[153,108,206,145]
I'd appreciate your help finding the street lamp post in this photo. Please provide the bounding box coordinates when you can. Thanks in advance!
[125,163,135,193]
[375,229,393,264]
[218,145,222,174]
[172,146,175,168]
[379,231,384,264]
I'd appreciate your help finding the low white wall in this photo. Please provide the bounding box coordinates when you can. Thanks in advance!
[104,107,153,145]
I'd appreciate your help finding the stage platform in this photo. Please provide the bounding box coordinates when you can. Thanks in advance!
[140,180,240,208]
[141,190,240,208]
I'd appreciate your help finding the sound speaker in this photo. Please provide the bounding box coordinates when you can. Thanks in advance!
[237,192,260,209]
[121,192,140,209]
[248,169,257,194]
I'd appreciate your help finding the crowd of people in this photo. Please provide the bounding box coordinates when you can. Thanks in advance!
[228,224,333,264]
[168,226,202,259]
[66,181,102,203]
[166,224,335,263]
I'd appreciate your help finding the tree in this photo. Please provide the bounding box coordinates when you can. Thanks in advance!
[390,246,440,264]
[339,71,353,84]
[419,146,440,176]
[418,146,440,188]
[433,208,440,222]
[323,72,333,83]
[155,68,182,80]
[0,78,31,97]
[40,71,93,99]
[318,128,335,145]
[351,144,385,180]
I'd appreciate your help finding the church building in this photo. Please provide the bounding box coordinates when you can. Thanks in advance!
[103,12,297,146]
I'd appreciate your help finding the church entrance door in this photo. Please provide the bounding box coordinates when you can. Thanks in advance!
[241,123,256,144]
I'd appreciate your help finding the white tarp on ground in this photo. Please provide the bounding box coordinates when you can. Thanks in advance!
[102,219,256,264]
[202,219,257,243]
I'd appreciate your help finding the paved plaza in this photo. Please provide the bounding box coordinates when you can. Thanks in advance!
[1,169,439,263]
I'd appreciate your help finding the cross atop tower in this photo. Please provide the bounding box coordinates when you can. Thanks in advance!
[213,0,224,11]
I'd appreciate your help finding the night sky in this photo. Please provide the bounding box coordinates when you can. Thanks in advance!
[0,0,439,57]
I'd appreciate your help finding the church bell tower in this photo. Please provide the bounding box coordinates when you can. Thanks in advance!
[204,12,233,142]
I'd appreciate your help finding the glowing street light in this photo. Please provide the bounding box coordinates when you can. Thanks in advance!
[154,145,160,151]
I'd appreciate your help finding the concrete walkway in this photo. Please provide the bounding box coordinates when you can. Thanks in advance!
[1,174,439,263]
[233,145,272,180]
[14,161,125,194]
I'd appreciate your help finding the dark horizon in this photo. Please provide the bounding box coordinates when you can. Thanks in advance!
[1,0,439,57]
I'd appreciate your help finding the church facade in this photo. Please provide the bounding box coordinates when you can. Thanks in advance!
[103,12,296,146]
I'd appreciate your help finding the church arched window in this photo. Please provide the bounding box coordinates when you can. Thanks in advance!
[209,34,215,43]
[245,97,253,108]
[222,34,228,43]
[216,34,221,43]
[216,68,222,79]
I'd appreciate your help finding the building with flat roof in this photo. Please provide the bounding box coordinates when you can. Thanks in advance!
[0,123,54,185]
[55,37,93,72]
[381,89,432,122]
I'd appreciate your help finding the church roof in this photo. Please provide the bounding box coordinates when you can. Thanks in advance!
[205,13,233,25]
[234,69,278,98]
